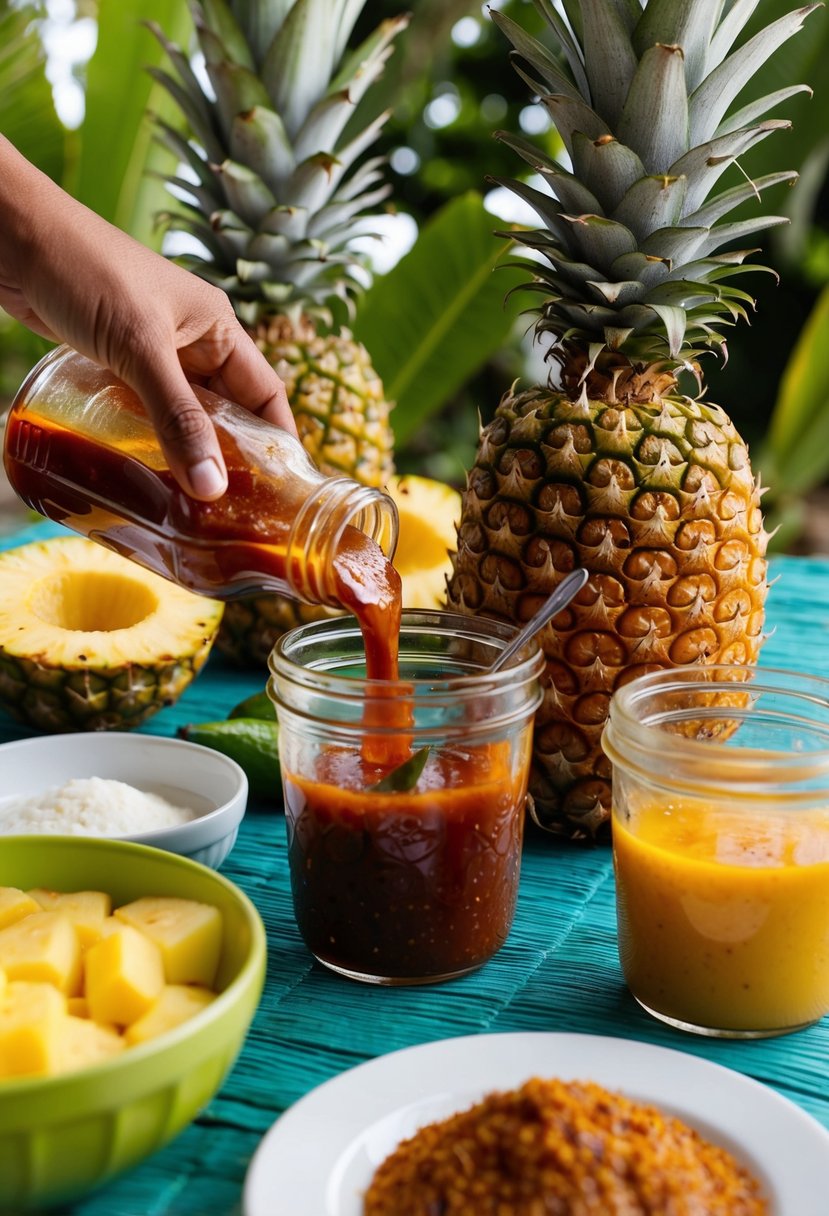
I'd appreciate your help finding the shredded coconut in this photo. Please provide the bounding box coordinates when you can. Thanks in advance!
[0,776,199,837]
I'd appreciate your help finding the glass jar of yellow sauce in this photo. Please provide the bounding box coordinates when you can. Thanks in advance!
[602,666,829,1039]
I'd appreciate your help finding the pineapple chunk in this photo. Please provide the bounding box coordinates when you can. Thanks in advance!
[0,887,40,929]
[125,984,216,1046]
[0,911,82,994]
[28,889,111,948]
[85,924,164,1026]
[67,996,89,1018]
[0,966,5,999]
[115,897,222,986]
[57,1015,125,1074]
[0,981,66,1078]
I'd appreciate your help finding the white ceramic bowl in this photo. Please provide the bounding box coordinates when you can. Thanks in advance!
[0,732,248,868]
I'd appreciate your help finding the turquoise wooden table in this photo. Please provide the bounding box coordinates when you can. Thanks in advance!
[1,521,828,1215]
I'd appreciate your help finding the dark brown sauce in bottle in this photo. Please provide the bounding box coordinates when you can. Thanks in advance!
[4,408,399,618]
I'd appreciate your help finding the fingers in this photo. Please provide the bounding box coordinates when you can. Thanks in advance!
[0,286,58,341]
[127,360,228,501]
[205,335,297,437]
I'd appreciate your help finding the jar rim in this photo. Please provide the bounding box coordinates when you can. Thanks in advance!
[604,664,829,794]
[268,608,546,697]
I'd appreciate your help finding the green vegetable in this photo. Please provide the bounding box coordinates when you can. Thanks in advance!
[369,747,431,793]
[178,718,280,801]
[228,689,275,721]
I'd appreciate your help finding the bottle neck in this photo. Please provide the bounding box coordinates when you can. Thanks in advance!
[285,477,398,606]
[6,345,399,609]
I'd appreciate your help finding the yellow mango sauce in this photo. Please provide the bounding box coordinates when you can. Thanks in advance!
[613,800,829,1033]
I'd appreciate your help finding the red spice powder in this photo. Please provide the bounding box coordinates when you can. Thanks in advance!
[363,1076,767,1215]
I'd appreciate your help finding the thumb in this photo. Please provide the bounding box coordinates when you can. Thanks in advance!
[127,361,228,501]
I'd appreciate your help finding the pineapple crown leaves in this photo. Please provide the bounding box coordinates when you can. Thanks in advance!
[149,0,408,325]
[492,0,821,368]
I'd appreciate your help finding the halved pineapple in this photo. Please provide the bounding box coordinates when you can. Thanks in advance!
[0,537,223,731]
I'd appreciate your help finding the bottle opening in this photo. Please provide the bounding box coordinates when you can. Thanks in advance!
[285,479,399,607]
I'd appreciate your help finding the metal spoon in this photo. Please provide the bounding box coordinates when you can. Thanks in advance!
[489,568,590,673]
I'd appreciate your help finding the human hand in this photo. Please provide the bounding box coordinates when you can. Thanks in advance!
[0,137,295,500]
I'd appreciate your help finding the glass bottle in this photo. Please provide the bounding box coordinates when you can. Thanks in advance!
[3,345,398,605]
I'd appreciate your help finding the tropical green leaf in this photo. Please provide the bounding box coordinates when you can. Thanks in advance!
[0,2,64,182]
[761,283,829,496]
[369,746,430,793]
[353,193,529,447]
[720,0,829,250]
[69,0,195,249]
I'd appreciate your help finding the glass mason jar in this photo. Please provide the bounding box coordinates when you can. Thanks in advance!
[603,665,829,1038]
[3,345,397,606]
[268,610,545,985]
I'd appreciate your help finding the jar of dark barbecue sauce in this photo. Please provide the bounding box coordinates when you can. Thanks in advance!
[268,611,545,985]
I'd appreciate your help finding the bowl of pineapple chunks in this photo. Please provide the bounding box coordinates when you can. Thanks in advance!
[0,835,266,1211]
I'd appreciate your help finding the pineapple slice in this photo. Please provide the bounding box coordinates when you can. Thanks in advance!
[0,911,82,994]
[0,886,41,929]
[114,897,222,987]
[387,476,461,610]
[125,984,216,1046]
[0,980,66,1078]
[0,537,223,732]
[57,1015,125,1074]
[85,924,164,1026]
[28,889,111,948]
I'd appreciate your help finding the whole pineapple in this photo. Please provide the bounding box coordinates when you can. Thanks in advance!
[447,0,819,841]
[150,0,405,663]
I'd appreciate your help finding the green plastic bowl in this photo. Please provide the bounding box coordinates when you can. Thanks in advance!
[0,836,266,1212]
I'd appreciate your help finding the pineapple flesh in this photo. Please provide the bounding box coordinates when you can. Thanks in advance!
[0,538,223,732]
[151,1,405,663]
[386,475,461,610]
[448,0,819,840]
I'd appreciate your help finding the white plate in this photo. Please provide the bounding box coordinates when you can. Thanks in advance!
[244,1031,829,1216]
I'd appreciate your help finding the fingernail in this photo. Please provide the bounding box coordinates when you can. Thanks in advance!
[188,458,226,499]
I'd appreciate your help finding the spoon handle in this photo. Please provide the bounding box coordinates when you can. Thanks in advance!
[490,568,590,673]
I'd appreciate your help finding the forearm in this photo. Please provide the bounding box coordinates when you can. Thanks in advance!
[0,135,126,350]
[0,135,293,496]
[0,136,57,291]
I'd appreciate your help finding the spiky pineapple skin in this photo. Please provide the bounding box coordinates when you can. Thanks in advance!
[256,317,394,489]
[217,596,335,668]
[446,378,768,841]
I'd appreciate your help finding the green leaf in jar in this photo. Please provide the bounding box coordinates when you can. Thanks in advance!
[369,746,431,793]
